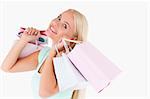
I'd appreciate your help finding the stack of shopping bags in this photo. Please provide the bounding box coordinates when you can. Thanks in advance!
[16,27,121,93]
[53,38,122,93]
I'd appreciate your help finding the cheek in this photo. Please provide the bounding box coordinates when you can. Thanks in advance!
[57,28,66,37]
[57,32,64,39]
[45,30,57,40]
[63,30,74,38]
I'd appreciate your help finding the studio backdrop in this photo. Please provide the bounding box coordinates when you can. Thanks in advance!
[0,1,148,99]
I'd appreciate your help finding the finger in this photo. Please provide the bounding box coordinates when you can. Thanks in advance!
[26,27,30,34]
[59,51,63,56]
[34,31,40,40]
[32,28,37,35]
[33,31,38,35]
[70,42,76,49]
[34,29,38,35]
[62,49,66,53]
[28,27,32,35]
[57,42,64,50]
[31,28,36,35]
[60,49,66,55]
[35,29,40,36]
[36,31,41,37]
[30,27,35,35]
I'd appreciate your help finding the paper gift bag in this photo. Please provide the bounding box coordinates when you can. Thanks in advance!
[15,27,48,58]
[53,44,87,92]
[63,38,122,93]
[13,40,43,58]
[19,43,43,58]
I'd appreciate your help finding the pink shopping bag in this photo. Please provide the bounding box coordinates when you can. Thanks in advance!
[63,39,122,93]
[15,27,48,58]
[13,40,43,58]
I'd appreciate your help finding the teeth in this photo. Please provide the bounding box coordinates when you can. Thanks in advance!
[50,27,57,34]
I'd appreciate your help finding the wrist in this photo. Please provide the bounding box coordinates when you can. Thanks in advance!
[19,39,28,45]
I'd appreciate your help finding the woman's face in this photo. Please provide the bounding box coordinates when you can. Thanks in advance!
[46,10,76,43]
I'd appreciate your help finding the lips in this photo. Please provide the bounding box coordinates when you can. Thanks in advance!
[45,26,57,36]
[50,26,57,34]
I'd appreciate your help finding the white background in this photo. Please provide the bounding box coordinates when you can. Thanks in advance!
[0,0,149,99]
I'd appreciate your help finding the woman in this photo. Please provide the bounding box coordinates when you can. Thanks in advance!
[1,9,88,99]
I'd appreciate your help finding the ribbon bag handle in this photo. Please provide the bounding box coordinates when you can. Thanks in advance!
[62,38,82,53]
[54,38,82,55]
[63,38,82,44]
[54,41,69,56]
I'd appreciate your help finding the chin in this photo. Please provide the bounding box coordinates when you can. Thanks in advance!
[47,33,54,39]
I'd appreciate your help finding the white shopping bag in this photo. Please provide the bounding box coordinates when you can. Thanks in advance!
[53,41,87,92]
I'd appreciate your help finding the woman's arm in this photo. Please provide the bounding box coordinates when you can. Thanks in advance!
[1,27,40,72]
[1,39,27,72]
[39,48,59,97]
[0,39,39,72]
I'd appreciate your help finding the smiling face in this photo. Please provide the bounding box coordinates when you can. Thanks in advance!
[46,10,76,44]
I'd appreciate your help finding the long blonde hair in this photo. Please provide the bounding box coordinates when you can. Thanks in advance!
[68,9,88,41]
[67,9,88,99]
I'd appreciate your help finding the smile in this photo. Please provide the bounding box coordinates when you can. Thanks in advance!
[49,26,57,34]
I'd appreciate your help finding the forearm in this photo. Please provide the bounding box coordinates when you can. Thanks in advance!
[39,50,58,97]
[1,39,28,71]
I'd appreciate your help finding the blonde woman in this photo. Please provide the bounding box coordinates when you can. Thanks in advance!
[1,9,88,99]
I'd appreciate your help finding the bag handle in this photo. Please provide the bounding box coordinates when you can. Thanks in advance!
[63,38,82,44]
[54,38,82,55]
[54,40,69,56]
[63,38,82,53]
[54,45,61,56]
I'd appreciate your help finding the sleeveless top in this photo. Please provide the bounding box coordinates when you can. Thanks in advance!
[31,46,74,99]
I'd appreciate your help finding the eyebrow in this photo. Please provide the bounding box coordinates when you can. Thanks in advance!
[60,14,71,29]
[58,14,62,18]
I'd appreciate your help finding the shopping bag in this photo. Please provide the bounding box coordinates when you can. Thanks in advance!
[13,40,43,58]
[63,38,122,93]
[15,27,48,58]
[53,42,87,92]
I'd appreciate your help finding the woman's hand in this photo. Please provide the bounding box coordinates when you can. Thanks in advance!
[54,39,68,56]
[20,27,40,43]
